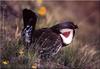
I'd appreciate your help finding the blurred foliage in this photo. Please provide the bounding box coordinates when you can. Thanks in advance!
[0,1,100,69]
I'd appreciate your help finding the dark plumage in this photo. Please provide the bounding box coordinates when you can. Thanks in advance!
[32,29,62,59]
[22,8,78,59]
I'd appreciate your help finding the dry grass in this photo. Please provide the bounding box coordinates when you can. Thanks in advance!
[0,1,100,69]
[62,43,100,69]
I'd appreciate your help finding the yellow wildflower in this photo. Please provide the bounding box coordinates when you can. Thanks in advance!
[2,60,9,64]
[37,0,43,4]
[32,63,37,69]
[38,6,47,16]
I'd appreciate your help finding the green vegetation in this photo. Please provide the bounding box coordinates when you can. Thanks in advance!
[0,1,100,69]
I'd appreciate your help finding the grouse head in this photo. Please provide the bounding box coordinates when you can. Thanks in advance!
[51,22,78,46]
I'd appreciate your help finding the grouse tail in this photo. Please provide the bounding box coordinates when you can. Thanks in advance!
[22,8,38,46]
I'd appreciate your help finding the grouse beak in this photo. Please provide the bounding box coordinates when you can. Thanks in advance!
[74,24,78,29]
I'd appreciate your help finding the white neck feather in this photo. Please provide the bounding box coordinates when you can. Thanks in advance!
[60,29,73,45]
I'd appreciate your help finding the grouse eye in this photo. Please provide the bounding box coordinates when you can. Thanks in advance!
[62,31,70,38]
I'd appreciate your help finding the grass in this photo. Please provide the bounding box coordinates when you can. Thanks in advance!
[0,1,100,69]
[0,15,100,69]
[62,43,100,69]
